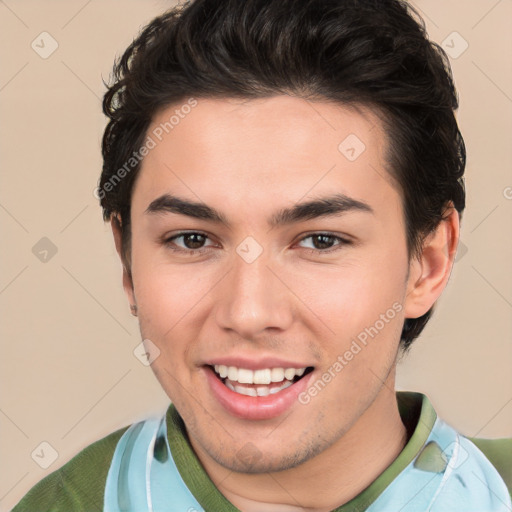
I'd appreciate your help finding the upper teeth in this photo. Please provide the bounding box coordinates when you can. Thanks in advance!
[213,365,306,384]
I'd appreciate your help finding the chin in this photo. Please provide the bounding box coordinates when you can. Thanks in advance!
[210,440,322,474]
[217,455,300,474]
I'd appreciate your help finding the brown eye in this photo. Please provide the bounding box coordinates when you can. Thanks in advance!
[164,232,214,254]
[180,233,207,249]
[311,234,337,250]
[297,233,351,254]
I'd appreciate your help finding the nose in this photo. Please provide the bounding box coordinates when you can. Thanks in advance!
[214,250,294,340]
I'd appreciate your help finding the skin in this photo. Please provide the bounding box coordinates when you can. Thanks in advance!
[111,96,459,511]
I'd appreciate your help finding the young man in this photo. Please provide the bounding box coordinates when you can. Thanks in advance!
[13,0,511,510]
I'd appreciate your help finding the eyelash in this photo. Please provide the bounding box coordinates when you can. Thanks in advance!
[162,231,352,256]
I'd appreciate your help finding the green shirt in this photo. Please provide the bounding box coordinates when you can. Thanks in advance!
[12,392,512,511]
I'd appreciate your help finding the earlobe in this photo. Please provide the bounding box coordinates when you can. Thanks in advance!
[403,205,460,320]
[110,216,137,312]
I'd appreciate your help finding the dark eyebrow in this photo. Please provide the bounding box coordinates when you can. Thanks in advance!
[145,193,373,228]
[269,193,373,227]
[146,195,229,224]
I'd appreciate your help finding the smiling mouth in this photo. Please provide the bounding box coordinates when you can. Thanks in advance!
[208,364,314,397]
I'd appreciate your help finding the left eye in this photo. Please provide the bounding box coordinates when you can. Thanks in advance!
[297,234,347,252]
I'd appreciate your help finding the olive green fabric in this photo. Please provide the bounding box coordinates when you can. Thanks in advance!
[11,425,129,512]
[11,393,512,511]
[468,437,512,497]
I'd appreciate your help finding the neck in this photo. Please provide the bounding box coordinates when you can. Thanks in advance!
[193,375,408,512]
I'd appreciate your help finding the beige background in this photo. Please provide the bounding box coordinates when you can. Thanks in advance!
[1,0,511,510]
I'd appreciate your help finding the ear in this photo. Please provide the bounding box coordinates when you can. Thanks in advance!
[403,204,460,319]
[111,215,137,310]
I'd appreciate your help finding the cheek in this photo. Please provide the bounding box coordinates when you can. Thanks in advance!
[131,247,214,328]
[297,257,406,331]
[296,257,407,390]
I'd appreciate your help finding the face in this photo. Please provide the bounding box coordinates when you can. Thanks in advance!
[121,96,418,473]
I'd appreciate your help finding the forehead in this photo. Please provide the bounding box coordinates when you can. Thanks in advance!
[131,96,400,225]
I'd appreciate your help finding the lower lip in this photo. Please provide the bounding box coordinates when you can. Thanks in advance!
[204,366,314,421]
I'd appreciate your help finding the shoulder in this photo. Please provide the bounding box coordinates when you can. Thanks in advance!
[466,436,512,497]
[11,424,130,512]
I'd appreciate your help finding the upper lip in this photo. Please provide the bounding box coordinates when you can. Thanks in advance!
[203,356,313,370]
